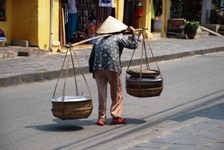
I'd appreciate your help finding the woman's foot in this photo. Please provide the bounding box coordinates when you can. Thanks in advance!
[96,121,105,126]
[111,117,127,125]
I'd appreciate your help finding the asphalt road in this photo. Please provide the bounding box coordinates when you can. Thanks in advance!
[0,52,224,150]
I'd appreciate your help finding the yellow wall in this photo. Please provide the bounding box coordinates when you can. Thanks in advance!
[0,0,59,50]
[11,0,38,45]
[0,0,167,50]
[139,0,152,39]
[38,0,50,50]
[161,0,170,38]
[38,0,59,50]
[138,0,169,38]
[113,0,153,39]
[113,0,124,22]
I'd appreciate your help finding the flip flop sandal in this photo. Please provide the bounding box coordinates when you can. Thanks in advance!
[96,121,105,126]
[111,118,127,125]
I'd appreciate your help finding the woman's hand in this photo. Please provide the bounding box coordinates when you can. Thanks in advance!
[127,26,136,34]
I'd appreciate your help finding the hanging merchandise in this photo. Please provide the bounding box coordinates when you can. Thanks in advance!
[50,46,93,120]
[97,7,111,24]
[125,28,163,98]
[99,0,114,7]
[76,0,97,34]
[59,4,66,46]
[86,19,100,44]
[123,0,138,28]
[72,30,88,43]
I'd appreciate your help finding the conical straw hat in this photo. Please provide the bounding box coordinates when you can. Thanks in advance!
[96,16,128,34]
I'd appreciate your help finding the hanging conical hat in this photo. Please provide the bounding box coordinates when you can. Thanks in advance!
[96,16,128,34]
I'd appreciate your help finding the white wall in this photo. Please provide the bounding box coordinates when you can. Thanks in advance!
[201,0,212,24]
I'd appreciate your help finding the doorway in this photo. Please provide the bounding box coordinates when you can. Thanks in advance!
[123,0,138,27]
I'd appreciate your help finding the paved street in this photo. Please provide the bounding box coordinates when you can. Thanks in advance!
[0,50,224,150]
[0,35,224,150]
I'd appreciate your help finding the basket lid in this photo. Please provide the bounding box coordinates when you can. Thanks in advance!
[51,96,91,102]
[127,69,159,74]
[126,69,160,78]
[126,76,162,82]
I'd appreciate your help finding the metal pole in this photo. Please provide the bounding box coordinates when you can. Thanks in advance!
[49,0,54,51]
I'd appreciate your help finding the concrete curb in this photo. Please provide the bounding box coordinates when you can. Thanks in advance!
[1,46,224,87]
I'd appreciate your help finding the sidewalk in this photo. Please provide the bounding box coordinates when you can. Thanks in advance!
[0,35,224,87]
[116,106,224,150]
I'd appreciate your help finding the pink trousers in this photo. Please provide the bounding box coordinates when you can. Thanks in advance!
[94,70,123,122]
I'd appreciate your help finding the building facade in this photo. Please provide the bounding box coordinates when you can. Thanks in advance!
[0,0,221,51]
[0,0,60,51]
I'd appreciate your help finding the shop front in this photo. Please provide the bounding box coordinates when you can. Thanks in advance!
[60,0,116,45]
[60,0,157,45]
[0,0,159,51]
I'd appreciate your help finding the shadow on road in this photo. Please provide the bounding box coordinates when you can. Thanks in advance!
[26,123,83,132]
[25,117,146,132]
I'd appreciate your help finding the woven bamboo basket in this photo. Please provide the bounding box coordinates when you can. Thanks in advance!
[51,96,93,120]
[125,76,163,97]
[126,77,162,89]
[126,87,163,97]
[125,28,163,98]
[126,69,160,78]
[52,33,135,120]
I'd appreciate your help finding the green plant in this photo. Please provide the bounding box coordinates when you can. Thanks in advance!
[184,20,200,33]
[170,0,183,18]
[211,4,220,13]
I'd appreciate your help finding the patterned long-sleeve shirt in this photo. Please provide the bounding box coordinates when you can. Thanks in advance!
[89,33,138,74]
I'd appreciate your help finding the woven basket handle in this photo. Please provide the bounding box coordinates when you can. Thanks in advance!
[125,29,163,83]
[53,47,92,99]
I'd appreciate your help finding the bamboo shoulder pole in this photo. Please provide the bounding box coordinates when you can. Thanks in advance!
[65,28,148,48]
[65,34,111,48]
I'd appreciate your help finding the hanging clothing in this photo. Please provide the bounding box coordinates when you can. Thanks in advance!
[151,0,155,19]
[97,7,112,24]
[64,4,68,24]
[123,0,138,26]
[67,0,77,42]
[68,0,77,13]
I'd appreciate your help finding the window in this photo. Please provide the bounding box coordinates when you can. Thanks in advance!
[0,0,6,21]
